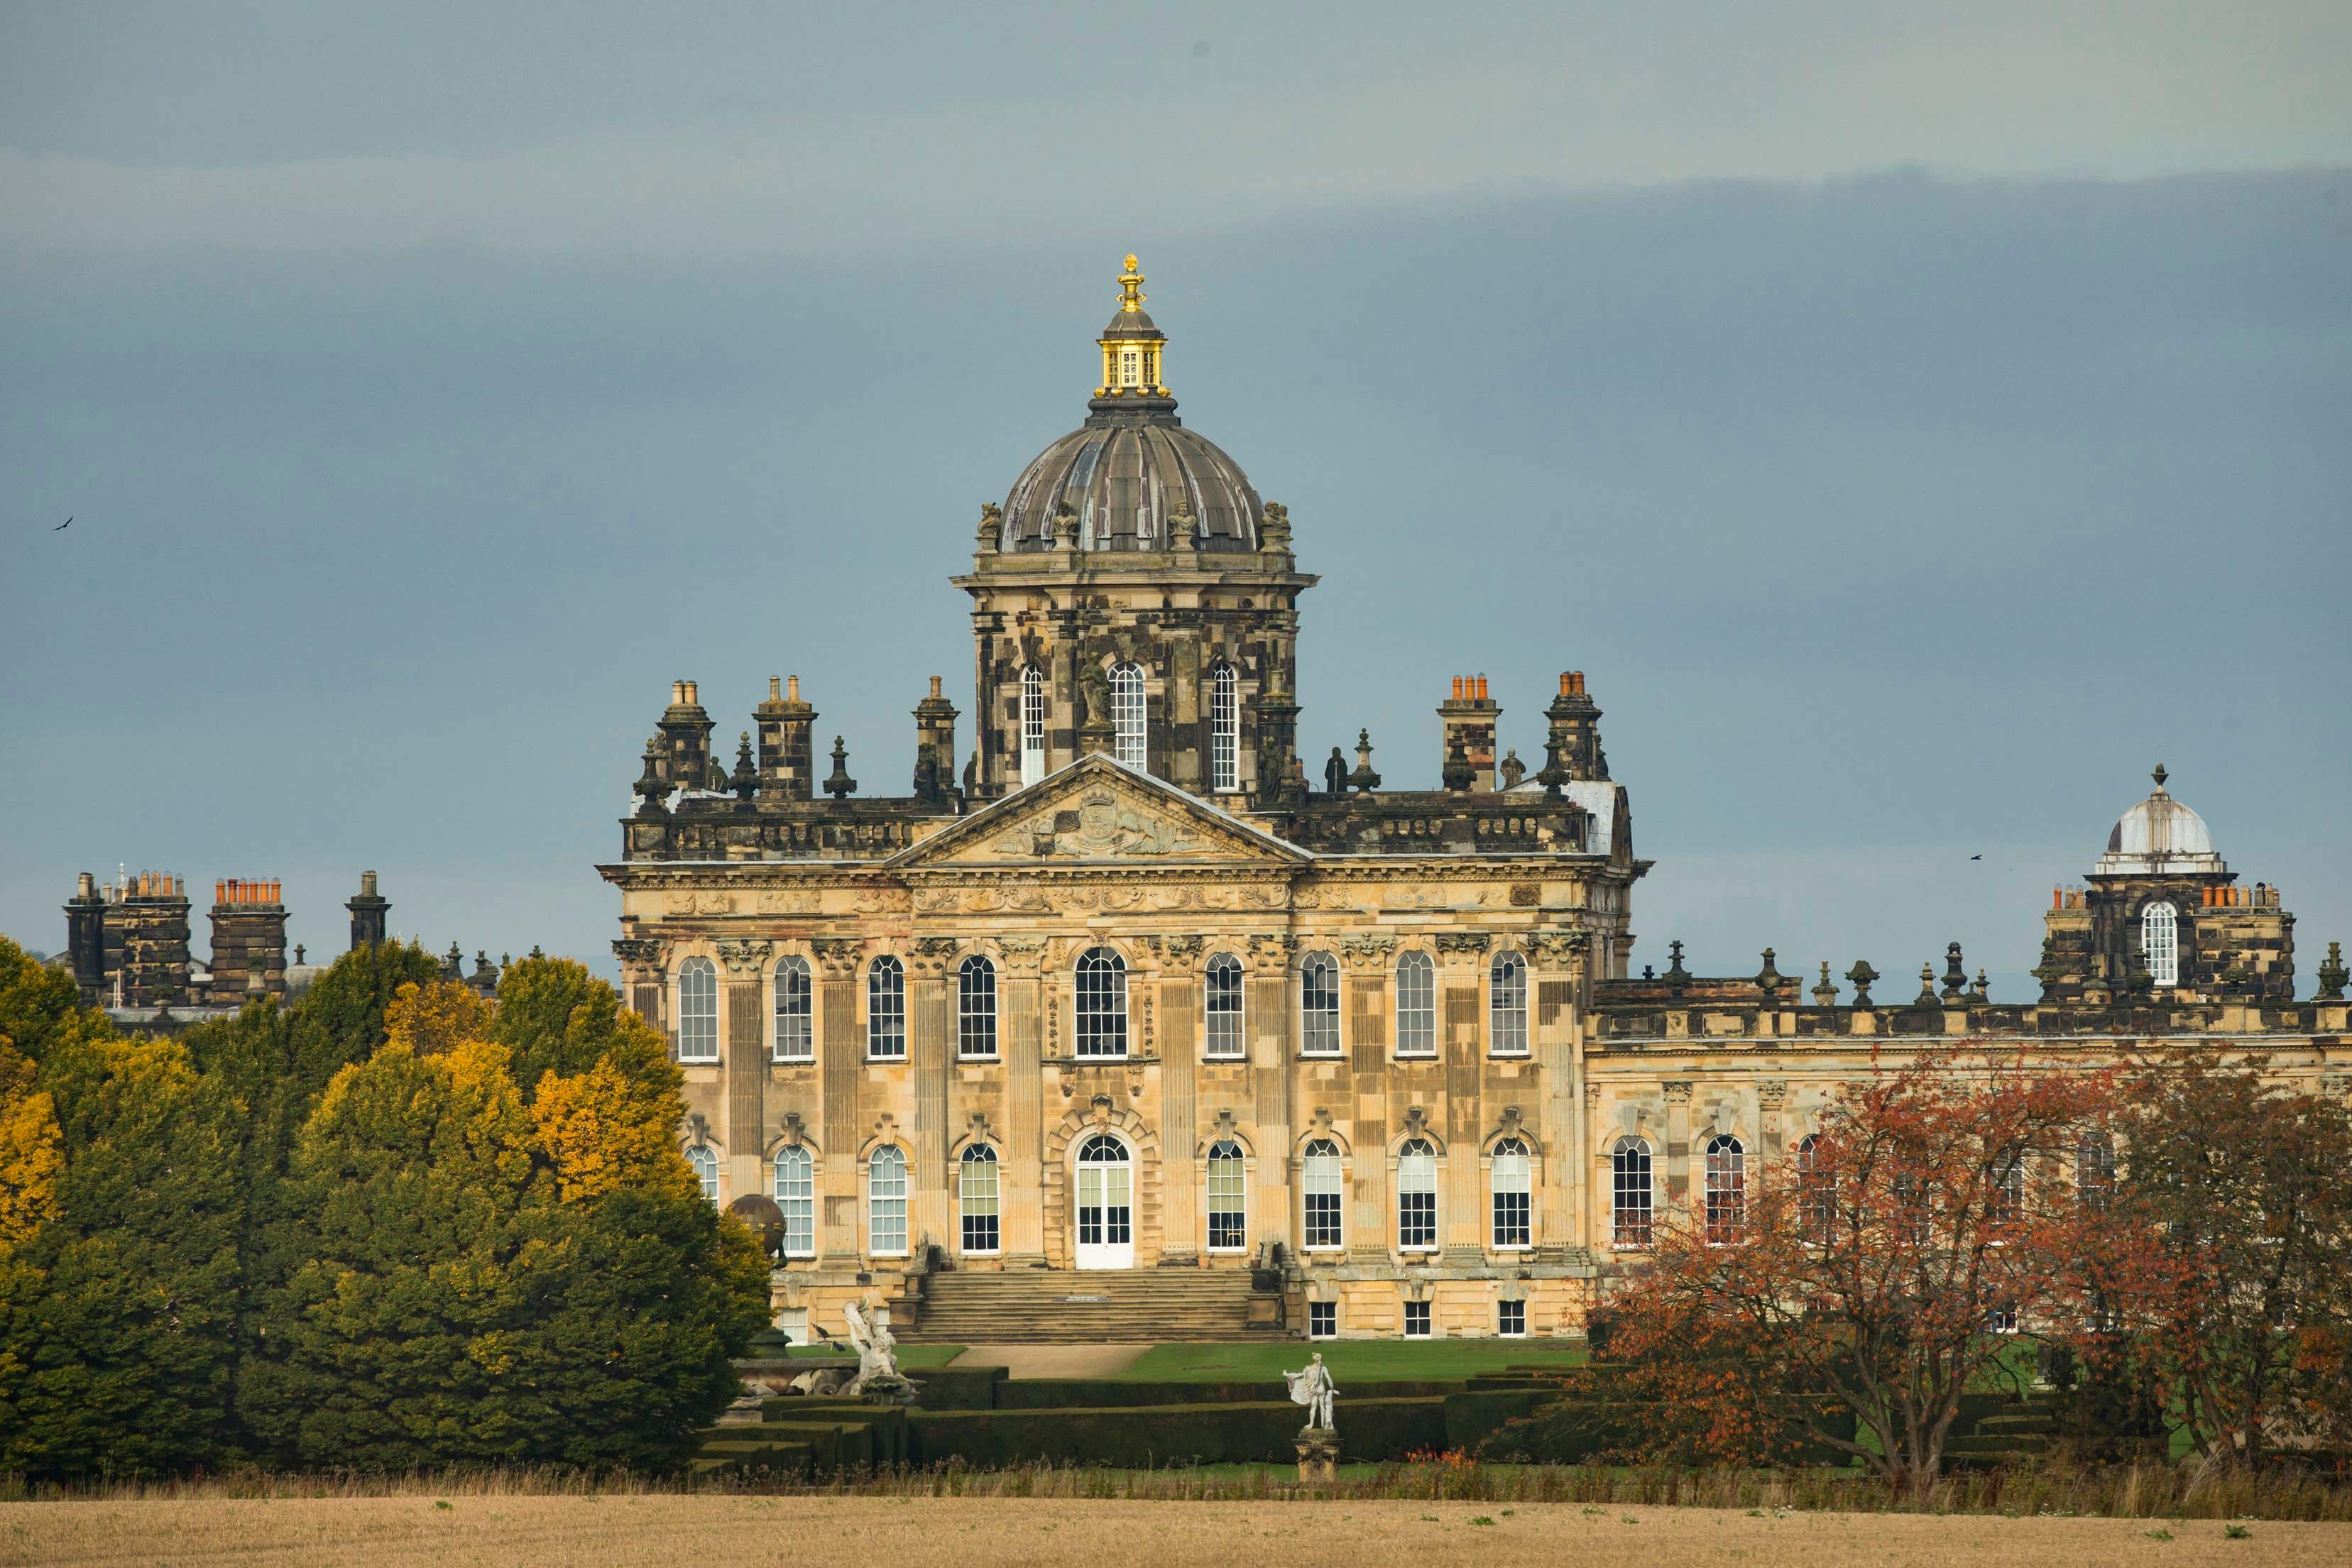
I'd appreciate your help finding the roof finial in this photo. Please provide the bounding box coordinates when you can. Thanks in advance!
[1118,253,1145,313]
[2152,763,2169,791]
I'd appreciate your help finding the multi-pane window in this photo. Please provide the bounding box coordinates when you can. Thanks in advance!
[1991,1152,2025,1224]
[1498,1298,1527,1337]
[1300,952,1340,1056]
[774,1145,814,1256]
[1404,1300,1432,1337]
[2143,900,2179,986]
[1798,1133,1835,1244]
[959,1146,1000,1254]
[1076,945,1128,1056]
[1612,1136,1653,1247]
[772,954,812,1062]
[1489,951,1528,1056]
[868,1146,908,1255]
[1204,953,1245,1058]
[1395,951,1435,1057]
[687,1143,719,1202]
[1209,662,1239,791]
[1705,1134,1746,1243]
[1120,349,1139,384]
[1019,667,1046,786]
[1109,662,1146,769]
[1302,1138,1344,1250]
[867,955,906,1059]
[958,955,997,1058]
[1308,1300,1337,1339]
[1490,1136,1532,1249]
[2077,1132,2116,1212]
[1207,1139,1247,1251]
[1397,1138,1438,1249]
[677,957,718,1063]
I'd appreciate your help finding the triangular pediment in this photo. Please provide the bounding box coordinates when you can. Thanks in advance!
[888,755,1310,870]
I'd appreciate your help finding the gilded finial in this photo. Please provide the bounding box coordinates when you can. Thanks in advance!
[1118,253,1146,313]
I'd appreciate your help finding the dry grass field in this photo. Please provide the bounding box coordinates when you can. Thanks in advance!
[5,1496,2343,1568]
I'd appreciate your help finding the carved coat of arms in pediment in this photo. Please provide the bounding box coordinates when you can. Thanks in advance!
[988,787,1205,860]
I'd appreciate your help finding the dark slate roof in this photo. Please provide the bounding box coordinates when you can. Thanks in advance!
[1000,410,1261,553]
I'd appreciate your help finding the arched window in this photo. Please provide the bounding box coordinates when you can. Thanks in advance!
[1302,1138,1345,1250]
[676,957,718,1063]
[2077,1131,2115,1212]
[1612,1137,1653,1247]
[1019,667,1047,786]
[958,954,997,1058]
[867,955,905,1059]
[1207,1139,1247,1251]
[959,1146,1000,1254]
[1798,1133,1834,1245]
[1491,1136,1532,1249]
[1395,950,1436,1057]
[1397,1138,1438,1250]
[867,1146,908,1255]
[1076,946,1127,1057]
[1991,1152,2025,1224]
[772,954,812,1062]
[687,1143,720,1202]
[2143,900,2179,986]
[1209,662,1239,791]
[773,1145,814,1256]
[1489,951,1528,1056]
[1110,661,1147,769]
[1705,1134,1745,1243]
[1204,953,1245,1058]
[1299,951,1340,1056]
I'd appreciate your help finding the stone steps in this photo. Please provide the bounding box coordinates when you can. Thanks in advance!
[903,1268,1269,1343]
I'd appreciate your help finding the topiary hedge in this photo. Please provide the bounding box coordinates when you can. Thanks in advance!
[988,1376,1461,1410]
[910,1397,1449,1467]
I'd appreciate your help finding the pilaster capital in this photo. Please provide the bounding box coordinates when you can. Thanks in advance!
[1435,931,1493,965]
[1149,933,1205,974]
[1757,1079,1788,1111]
[612,936,664,968]
[1662,1080,1694,1104]
[1247,933,1297,975]
[1340,934,1397,972]
[908,936,960,979]
[716,938,774,975]
[811,938,864,980]
[1527,930,1591,966]
[997,937,1048,975]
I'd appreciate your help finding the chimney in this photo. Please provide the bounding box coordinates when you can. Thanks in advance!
[63,871,106,1004]
[117,871,194,1008]
[1437,674,1501,791]
[912,675,961,808]
[1541,670,1608,784]
[347,869,390,950]
[756,674,819,801]
[657,679,715,791]
[209,876,289,1001]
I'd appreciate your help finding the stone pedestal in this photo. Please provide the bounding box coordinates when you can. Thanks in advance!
[1294,1430,1340,1483]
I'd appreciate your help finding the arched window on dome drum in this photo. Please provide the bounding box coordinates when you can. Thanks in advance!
[958,955,997,1058]
[1209,662,1239,791]
[1110,662,1147,769]
[772,954,811,1063]
[1705,1134,1746,1244]
[1203,953,1245,1058]
[958,1146,1000,1254]
[867,1146,907,1256]
[1612,1137,1653,1247]
[1491,1136,1532,1249]
[1020,667,1046,786]
[1489,951,1528,1056]
[2143,900,2179,987]
[1395,951,1436,1058]
[1299,951,1340,1056]
[773,1146,814,1256]
[1076,946,1127,1057]
[867,956,905,1060]
[1302,1138,1344,1251]
[1207,1139,1247,1251]
[1397,1138,1439,1251]
[676,957,718,1064]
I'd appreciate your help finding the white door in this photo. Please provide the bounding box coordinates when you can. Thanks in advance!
[1075,1133,1134,1269]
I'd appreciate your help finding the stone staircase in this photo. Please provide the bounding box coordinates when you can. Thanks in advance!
[902,1268,1274,1343]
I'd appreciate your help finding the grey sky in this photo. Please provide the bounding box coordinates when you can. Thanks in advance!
[4,4,2347,994]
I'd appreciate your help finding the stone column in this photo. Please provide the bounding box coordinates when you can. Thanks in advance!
[1758,1079,1788,1161]
[1437,933,1489,1261]
[1663,1080,1694,1210]
[1248,932,1296,1254]
[1530,931,1584,1259]
[1156,936,1203,1264]
[613,937,665,1029]
[909,938,957,1256]
[1344,938,1394,1263]
[1000,939,1048,1264]
[814,940,864,1261]
[719,940,773,1202]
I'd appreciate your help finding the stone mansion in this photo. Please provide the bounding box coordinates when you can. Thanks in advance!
[601,258,2348,1343]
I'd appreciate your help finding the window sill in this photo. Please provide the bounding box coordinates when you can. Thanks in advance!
[960,1249,1002,1259]
[868,1251,909,1261]
[678,1056,721,1068]
[1394,1053,1438,1063]
[957,1054,1000,1063]
[771,1056,815,1067]
[865,1055,908,1065]
[1303,1245,1345,1255]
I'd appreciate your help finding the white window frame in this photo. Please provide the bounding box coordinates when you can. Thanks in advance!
[1109,661,1147,770]
[867,1145,909,1256]
[1489,950,1528,1056]
[1301,1138,1345,1251]
[958,953,998,1059]
[1308,1300,1337,1339]
[1394,950,1436,1058]
[676,956,718,1064]
[1075,945,1128,1058]
[1203,953,1246,1059]
[1497,1298,1527,1338]
[867,955,906,1060]
[1206,1139,1247,1253]
[1612,1136,1653,1249]
[1019,666,1046,786]
[1490,1136,1533,1250]
[958,1145,1000,1256]
[687,1142,720,1202]
[1397,1137,1439,1251]
[1705,1133,1746,1244]
[1403,1299,1433,1337]
[1209,662,1239,791]
[773,1145,815,1257]
[772,953,813,1063]
[2143,899,2179,986]
[1299,950,1341,1057]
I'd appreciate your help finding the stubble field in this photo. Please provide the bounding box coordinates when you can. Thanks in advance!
[5,1496,2344,1568]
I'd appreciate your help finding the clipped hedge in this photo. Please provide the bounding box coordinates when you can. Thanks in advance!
[989,1377,1460,1410]
[911,1398,1449,1467]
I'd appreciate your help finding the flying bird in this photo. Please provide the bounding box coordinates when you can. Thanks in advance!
[53,515,71,531]
[1970,854,1982,860]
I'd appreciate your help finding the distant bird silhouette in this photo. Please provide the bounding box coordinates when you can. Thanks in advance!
[1970,854,1982,860]
[53,515,70,531]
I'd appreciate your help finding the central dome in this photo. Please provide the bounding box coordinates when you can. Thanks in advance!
[995,256,1262,554]
[2096,765,2223,875]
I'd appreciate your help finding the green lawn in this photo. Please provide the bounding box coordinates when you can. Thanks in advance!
[776,1342,970,1369]
[1113,1340,1587,1383]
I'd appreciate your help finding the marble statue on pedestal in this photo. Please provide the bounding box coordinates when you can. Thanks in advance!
[1284,1351,1338,1432]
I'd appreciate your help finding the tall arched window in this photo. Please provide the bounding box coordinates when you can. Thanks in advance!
[2143,900,2179,986]
[677,956,718,1063]
[772,954,812,1062]
[1395,950,1436,1057]
[773,1145,814,1256]
[1019,666,1047,786]
[959,1145,1000,1254]
[958,954,997,1058]
[1076,946,1127,1057]
[1705,1134,1746,1244]
[1204,953,1245,1058]
[1207,1139,1247,1251]
[1798,1133,1834,1244]
[1110,661,1146,769]
[1489,951,1528,1056]
[1208,662,1239,791]
[867,955,905,1059]
[687,1143,720,1202]
[867,1146,908,1255]
[1491,1136,1532,1249]
[1992,1152,2025,1224]
[1612,1136,1653,1247]
[2077,1131,2115,1212]
[1300,951,1340,1056]
[1302,1138,1344,1250]
[1397,1138,1438,1250]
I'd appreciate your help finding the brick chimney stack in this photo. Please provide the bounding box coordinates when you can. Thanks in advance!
[346,869,390,950]
[912,674,961,808]
[757,674,818,801]
[1437,675,1500,791]
[208,878,288,1001]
